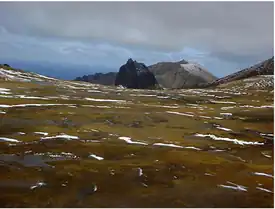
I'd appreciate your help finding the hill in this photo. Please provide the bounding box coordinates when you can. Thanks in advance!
[202,57,274,88]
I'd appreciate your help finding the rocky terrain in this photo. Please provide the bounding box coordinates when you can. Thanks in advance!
[203,57,274,88]
[148,59,217,89]
[73,59,217,89]
[115,58,158,89]
[0,64,273,207]
[74,72,117,86]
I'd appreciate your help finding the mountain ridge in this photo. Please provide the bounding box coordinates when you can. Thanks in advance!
[201,57,274,88]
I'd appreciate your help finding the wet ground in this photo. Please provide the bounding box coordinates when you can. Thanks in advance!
[0,79,273,207]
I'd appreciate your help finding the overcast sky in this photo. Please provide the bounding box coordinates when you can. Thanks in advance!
[0,1,273,77]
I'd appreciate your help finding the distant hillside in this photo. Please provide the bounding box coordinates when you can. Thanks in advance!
[0,64,59,82]
[149,59,217,89]
[0,59,116,80]
[75,72,117,86]
[202,57,274,88]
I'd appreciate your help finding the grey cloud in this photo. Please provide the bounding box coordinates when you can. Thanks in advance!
[0,2,273,55]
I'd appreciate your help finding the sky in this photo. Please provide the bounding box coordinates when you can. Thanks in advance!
[0,1,273,78]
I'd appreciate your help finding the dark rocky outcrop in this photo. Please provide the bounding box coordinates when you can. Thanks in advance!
[201,57,274,88]
[115,58,158,89]
[75,72,117,86]
[149,59,217,89]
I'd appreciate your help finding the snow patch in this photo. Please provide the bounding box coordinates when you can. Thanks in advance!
[194,133,264,145]
[166,111,194,117]
[253,172,273,178]
[41,134,79,140]
[0,137,20,143]
[89,154,104,160]
[118,136,148,145]
[153,143,183,148]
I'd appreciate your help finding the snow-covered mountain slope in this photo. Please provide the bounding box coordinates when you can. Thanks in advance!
[0,65,58,82]
[179,63,216,82]
[203,57,274,88]
[218,75,274,90]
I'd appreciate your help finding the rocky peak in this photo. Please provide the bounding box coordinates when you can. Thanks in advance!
[178,59,189,64]
[115,59,158,89]
[127,58,134,64]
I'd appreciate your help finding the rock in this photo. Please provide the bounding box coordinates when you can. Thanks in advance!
[115,58,158,89]
[149,59,217,89]
[75,72,117,86]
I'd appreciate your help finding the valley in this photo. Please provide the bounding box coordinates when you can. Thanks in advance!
[0,66,273,207]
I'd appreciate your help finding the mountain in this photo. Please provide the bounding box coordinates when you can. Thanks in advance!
[202,57,274,88]
[148,59,217,89]
[115,58,158,89]
[0,63,59,82]
[75,72,117,86]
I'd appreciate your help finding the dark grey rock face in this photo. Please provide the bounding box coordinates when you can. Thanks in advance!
[75,72,117,86]
[115,58,158,89]
[149,60,217,89]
